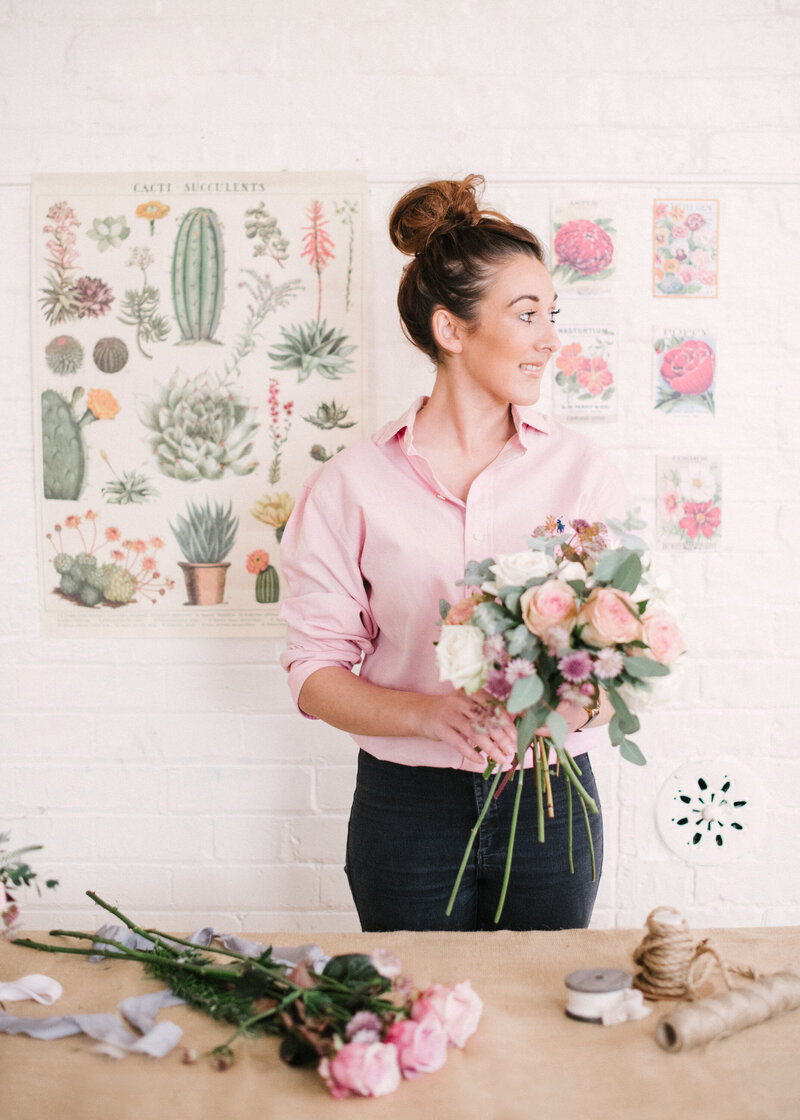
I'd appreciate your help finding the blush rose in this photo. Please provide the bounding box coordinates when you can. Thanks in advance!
[641,609,684,665]
[411,981,483,1048]
[578,588,642,647]
[384,1013,448,1079]
[520,579,578,641]
[318,1041,401,1099]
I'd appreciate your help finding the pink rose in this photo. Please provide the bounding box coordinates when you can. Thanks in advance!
[578,588,642,647]
[678,266,695,284]
[385,1013,448,1079]
[520,579,578,641]
[412,981,483,1048]
[686,212,706,231]
[641,609,684,665]
[660,340,715,395]
[698,268,716,287]
[318,1041,401,1099]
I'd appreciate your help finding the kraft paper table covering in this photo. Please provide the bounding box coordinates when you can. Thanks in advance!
[3,927,799,1120]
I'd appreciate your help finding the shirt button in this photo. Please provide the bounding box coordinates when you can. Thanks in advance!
[403,431,409,445]
[436,493,446,501]
[473,531,484,542]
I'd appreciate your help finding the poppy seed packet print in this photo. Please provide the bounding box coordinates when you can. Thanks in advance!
[653,328,716,416]
[657,455,722,551]
[550,202,616,295]
[653,200,718,298]
[553,326,618,420]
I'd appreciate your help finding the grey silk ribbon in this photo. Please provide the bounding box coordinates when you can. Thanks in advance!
[0,926,329,1058]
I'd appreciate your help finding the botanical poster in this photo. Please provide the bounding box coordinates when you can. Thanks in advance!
[551,326,618,420]
[656,455,722,551]
[653,327,716,416]
[32,172,366,636]
[653,200,718,298]
[550,202,616,295]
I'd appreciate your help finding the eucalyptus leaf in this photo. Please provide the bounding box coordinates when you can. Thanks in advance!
[472,602,514,636]
[460,558,496,587]
[516,706,541,755]
[611,553,642,594]
[508,673,544,714]
[506,624,541,660]
[592,550,625,583]
[624,655,670,678]
[439,598,451,620]
[545,710,568,749]
[497,584,525,615]
[608,714,625,746]
[619,739,647,766]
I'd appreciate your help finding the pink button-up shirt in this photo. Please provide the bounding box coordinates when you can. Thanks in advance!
[279,397,629,768]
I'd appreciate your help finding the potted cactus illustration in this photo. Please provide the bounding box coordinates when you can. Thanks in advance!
[138,370,258,482]
[246,549,279,603]
[169,498,238,606]
[171,207,225,344]
[41,387,120,499]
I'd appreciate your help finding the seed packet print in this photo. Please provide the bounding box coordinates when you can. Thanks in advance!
[553,326,617,420]
[551,202,616,295]
[653,327,716,416]
[653,200,718,298]
[657,455,722,551]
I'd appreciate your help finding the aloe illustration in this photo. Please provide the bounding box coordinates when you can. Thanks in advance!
[170,498,238,565]
[268,200,355,382]
[99,450,159,505]
[171,207,225,344]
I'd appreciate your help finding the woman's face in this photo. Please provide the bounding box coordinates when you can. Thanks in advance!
[448,253,560,408]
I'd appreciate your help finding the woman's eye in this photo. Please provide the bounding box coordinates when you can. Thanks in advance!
[520,310,535,322]
[549,309,561,324]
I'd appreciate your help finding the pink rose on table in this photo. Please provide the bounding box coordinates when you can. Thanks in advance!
[641,609,684,665]
[385,1013,448,1079]
[412,981,483,1048]
[578,588,642,647]
[520,579,578,641]
[660,340,715,395]
[318,1041,401,1099]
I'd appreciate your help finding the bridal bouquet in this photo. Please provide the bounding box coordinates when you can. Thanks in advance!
[436,513,684,923]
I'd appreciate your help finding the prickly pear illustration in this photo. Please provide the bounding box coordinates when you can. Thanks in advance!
[171,207,225,344]
[255,564,280,604]
[41,386,119,499]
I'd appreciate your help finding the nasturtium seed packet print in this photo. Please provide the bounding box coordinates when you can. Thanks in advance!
[550,202,616,295]
[653,327,716,416]
[552,326,618,420]
[656,455,722,551]
[32,172,366,636]
[653,200,718,298]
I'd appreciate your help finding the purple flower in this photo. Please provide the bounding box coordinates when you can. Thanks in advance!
[346,1011,383,1043]
[485,669,512,702]
[505,658,535,684]
[482,634,509,666]
[593,648,624,679]
[558,651,593,683]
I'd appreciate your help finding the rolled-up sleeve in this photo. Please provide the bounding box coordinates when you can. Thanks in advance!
[279,478,378,717]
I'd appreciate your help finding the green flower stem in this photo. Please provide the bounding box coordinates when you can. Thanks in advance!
[556,748,598,814]
[494,765,523,924]
[446,765,505,917]
[580,797,597,882]
[14,934,238,983]
[535,740,544,843]
[567,779,574,874]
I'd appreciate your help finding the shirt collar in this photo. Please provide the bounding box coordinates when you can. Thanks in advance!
[373,396,551,448]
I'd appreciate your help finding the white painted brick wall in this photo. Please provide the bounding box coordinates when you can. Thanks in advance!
[2,0,799,935]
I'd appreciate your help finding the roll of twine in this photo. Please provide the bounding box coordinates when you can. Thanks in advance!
[632,907,800,1052]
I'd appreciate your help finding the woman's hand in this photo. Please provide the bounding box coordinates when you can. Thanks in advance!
[414,689,518,772]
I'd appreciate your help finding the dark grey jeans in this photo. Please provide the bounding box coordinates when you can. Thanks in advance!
[345,749,603,932]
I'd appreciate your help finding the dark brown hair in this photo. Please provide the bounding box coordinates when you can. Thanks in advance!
[389,174,545,362]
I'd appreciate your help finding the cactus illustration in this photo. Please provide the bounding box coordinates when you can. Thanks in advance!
[171,208,225,344]
[45,335,84,375]
[247,549,279,603]
[93,337,129,373]
[41,387,119,499]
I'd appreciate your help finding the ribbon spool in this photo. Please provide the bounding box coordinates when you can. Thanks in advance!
[564,968,651,1026]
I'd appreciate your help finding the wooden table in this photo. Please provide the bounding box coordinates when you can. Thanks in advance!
[3,926,799,1120]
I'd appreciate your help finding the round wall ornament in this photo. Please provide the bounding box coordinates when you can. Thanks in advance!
[655,759,764,865]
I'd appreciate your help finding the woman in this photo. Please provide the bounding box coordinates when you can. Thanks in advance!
[280,175,627,932]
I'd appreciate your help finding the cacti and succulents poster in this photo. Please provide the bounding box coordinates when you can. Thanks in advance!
[32,173,366,636]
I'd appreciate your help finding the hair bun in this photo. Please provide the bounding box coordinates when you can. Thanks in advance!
[389,174,485,256]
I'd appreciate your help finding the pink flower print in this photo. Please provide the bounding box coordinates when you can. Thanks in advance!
[686,212,706,231]
[698,268,717,287]
[679,501,721,540]
[661,482,682,523]
[678,266,695,284]
[655,204,668,219]
[556,342,583,379]
[671,224,689,241]
[576,357,613,396]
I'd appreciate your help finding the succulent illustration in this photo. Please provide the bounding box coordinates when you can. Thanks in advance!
[93,337,129,373]
[169,498,238,564]
[224,271,302,382]
[45,335,84,375]
[310,443,345,464]
[303,399,356,430]
[41,387,120,499]
[171,207,225,343]
[268,319,356,382]
[73,276,114,319]
[119,246,170,359]
[99,449,159,505]
[86,216,130,252]
[244,203,289,266]
[39,201,81,326]
[138,370,259,482]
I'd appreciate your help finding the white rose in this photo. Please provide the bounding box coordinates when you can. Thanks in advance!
[557,560,587,583]
[490,550,556,589]
[435,625,488,693]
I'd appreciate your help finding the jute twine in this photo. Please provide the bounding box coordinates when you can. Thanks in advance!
[632,906,800,1052]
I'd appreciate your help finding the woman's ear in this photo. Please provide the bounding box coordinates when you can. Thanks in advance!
[431,307,464,356]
